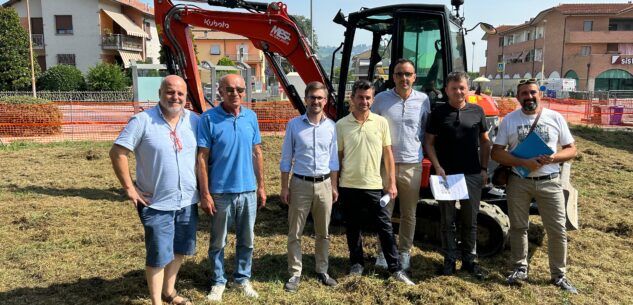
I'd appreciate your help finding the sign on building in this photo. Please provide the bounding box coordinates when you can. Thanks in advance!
[497,62,505,73]
[612,55,633,65]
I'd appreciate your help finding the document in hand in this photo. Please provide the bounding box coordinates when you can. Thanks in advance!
[430,174,469,201]
[511,132,554,177]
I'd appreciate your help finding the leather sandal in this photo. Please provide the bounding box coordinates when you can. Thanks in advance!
[161,290,193,305]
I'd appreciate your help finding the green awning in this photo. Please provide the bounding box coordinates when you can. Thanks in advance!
[596,69,633,79]
[564,70,578,80]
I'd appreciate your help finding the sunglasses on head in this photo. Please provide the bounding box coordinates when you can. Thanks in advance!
[225,87,246,94]
[518,78,538,85]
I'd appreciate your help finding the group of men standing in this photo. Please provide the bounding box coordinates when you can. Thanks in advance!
[110,57,578,305]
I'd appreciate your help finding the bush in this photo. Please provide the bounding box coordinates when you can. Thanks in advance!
[86,63,129,91]
[0,96,62,136]
[38,65,85,91]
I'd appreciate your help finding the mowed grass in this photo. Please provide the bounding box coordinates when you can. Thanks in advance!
[0,126,632,305]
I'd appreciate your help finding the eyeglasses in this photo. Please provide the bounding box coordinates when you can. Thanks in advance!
[306,95,326,101]
[225,87,246,94]
[170,130,183,152]
[518,78,537,85]
[394,72,415,78]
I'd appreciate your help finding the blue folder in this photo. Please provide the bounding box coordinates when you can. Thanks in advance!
[511,132,554,177]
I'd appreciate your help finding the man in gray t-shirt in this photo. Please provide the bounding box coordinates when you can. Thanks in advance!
[371,58,430,270]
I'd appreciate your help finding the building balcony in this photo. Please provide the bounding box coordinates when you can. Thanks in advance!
[567,30,633,44]
[32,34,44,49]
[101,34,143,52]
[225,53,263,62]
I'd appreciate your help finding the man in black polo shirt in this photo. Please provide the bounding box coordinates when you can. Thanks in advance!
[424,71,491,277]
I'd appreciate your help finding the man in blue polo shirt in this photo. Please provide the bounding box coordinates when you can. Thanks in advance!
[280,81,339,292]
[110,75,198,305]
[197,74,266,302]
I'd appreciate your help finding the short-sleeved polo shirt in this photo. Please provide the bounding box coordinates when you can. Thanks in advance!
[336,112,391,189]
[114,106,200,211]
[197,104,261,193]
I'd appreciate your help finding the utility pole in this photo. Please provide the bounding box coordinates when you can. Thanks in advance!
[310,0,314,47]
[540,19,547,84]
[26,0,36,97]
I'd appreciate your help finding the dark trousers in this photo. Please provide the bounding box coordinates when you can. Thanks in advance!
[340,187,401,273]
[438,173,483,263]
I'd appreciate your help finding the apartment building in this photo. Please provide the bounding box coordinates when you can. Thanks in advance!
[482,3,633,92]
[3,0,161,73]
[191,28,266,92]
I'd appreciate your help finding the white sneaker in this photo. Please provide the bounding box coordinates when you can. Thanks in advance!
[375,252,388,269]
[207,284,225,302]
[399,252,411,271]
[236,280,259,299]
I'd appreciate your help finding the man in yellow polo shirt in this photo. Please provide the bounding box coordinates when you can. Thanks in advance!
[336,79,415,285]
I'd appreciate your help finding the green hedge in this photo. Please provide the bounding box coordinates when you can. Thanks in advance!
[0,97,63,136]
[0,96,51,105]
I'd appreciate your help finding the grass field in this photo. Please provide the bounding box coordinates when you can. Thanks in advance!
[0,126,632,305]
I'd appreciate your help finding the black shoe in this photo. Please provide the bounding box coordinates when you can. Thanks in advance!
[436,260,456,276]
[284,276,300,293]
[461,261,487,280]
[317,273,338,287]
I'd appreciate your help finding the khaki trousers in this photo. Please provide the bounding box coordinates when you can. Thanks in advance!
[381,162,423,253]
[506,174,567,279]
[287,176,333,276]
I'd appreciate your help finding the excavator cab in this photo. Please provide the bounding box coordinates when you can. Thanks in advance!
[334,4,467,118]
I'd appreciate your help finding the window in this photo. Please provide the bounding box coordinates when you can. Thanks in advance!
[583,21,593,32]
[505,35,514,46]
[534,48,543,61]
[526,30,532,41]
[580,46,591,56]
[144,21,152,40]
[55,15,73,34]
[498,37,503,47]
[607,43,619,54]
[525,49,534,62]
[210,45,221,55]
[608,18,633,31]
[57,54,76,66]
[535,26,544,39]
[497,55,503,62]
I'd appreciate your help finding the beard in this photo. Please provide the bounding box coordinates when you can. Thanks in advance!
[521,98,538,112]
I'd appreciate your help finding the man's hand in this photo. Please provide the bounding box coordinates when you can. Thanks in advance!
[257,186,267,209]
[536,154,555,165]
[200,193,216,215]
[125,185,151,207]
[385,183,398,200]
[481,169,489,185]
[280,187,290,205]
[331,187,339,203]
[522,157,542,172]
[435,166,447,183]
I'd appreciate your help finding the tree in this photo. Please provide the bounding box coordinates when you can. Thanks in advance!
[0,7,40,91]
[38,65,85,91]
[217,56,238,75]
[86,63,129,91]
[291,15,318,50]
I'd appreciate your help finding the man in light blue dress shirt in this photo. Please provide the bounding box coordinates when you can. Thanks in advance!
[372,58,431,271]
[110,75,198,305]
[279,81,339,292]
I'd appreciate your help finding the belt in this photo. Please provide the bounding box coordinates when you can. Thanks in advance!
[512,172,559,181]
[293,173,330,182]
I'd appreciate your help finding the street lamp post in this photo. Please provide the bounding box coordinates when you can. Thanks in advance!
[471,41,475,74]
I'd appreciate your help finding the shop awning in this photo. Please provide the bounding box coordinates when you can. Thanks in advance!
[118,50,143,68]
[102,9,148,38]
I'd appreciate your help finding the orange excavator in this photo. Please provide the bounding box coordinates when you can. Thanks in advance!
[154,0,511,256]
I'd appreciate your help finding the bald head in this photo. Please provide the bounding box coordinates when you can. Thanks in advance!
[158,75,187,115]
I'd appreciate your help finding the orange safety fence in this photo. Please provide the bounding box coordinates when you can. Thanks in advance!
[2,98,632,144]
[0,101,299,144]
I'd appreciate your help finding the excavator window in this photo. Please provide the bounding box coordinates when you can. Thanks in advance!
[401,16,444,99]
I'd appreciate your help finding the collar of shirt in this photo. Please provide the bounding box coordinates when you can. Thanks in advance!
[300,113,327,126]
[218,103,245,118]
[346,112,376,123]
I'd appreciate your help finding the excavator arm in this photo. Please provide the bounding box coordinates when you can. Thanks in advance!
[154,0,336,117]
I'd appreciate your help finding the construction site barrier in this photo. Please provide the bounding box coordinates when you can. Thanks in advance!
[1,97,632,144]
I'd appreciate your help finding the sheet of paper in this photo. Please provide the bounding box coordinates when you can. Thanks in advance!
[379,194,391,207]
[429,174,470,201]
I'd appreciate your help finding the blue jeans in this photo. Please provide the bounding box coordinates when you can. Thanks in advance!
[209,191,257,285]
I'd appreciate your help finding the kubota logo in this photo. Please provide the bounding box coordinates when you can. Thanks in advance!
[270,25,291,45]
[204,19,229,29]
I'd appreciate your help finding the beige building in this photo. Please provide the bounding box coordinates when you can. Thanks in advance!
[191,28,266,92]
[3,0,160,73]
[482,3,633,93]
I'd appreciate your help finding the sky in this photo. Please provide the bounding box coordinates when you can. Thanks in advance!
[3,0,628,70]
